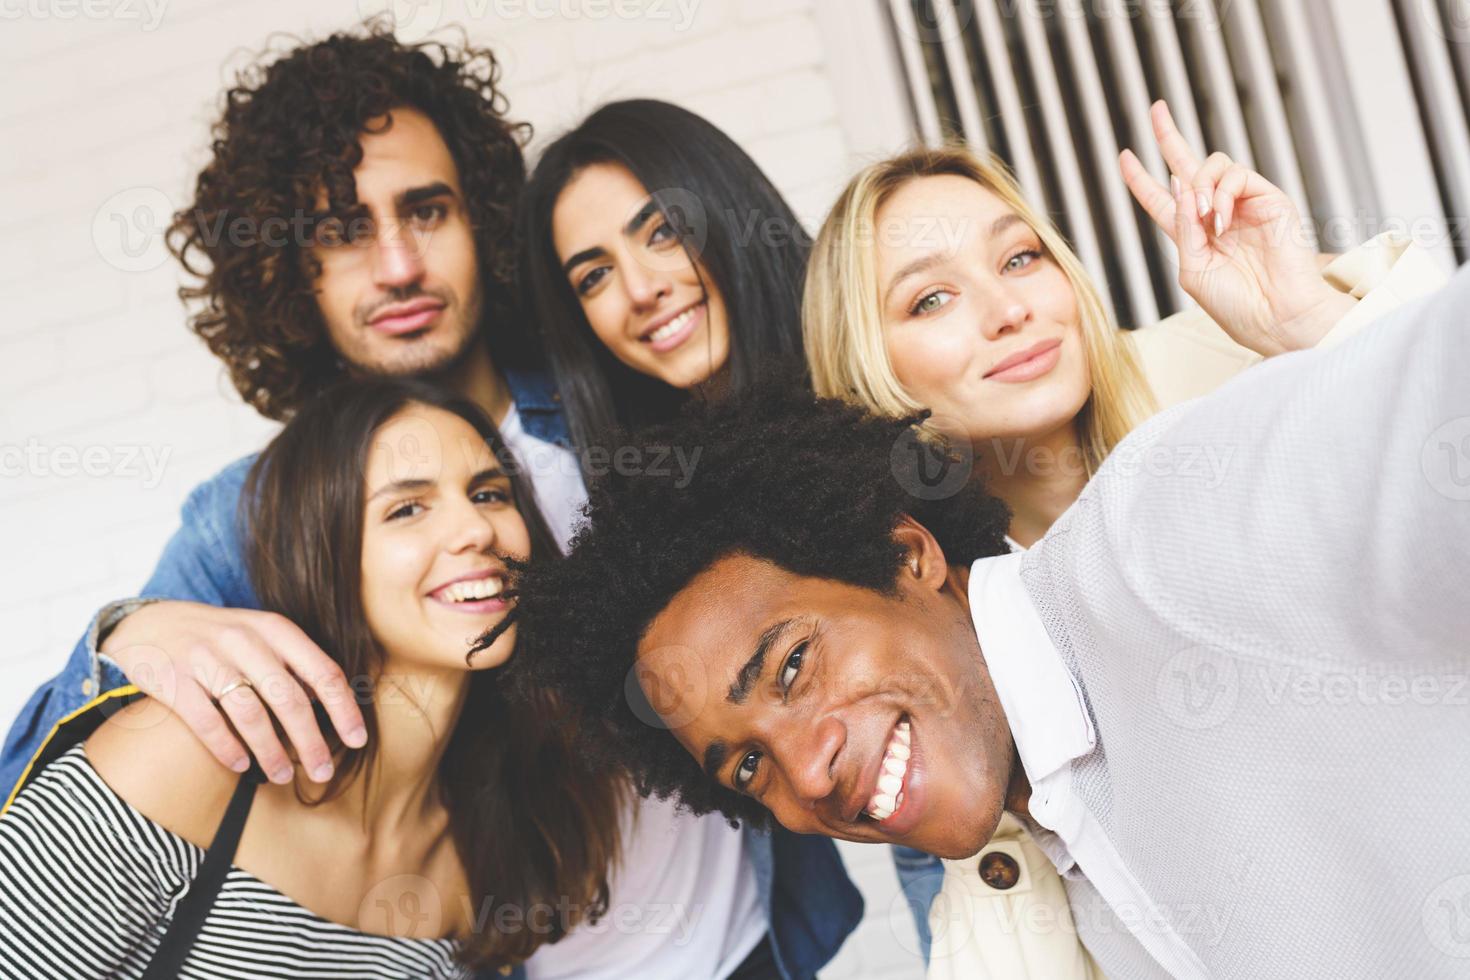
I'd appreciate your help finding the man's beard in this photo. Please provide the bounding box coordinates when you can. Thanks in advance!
[349,284,484,381]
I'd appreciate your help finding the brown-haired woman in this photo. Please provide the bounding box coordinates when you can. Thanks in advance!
[0,378,622,978]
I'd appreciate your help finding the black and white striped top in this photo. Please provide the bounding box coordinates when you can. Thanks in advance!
[0,744,471,979]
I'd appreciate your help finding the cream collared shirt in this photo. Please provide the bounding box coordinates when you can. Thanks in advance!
[923,232,1449,980]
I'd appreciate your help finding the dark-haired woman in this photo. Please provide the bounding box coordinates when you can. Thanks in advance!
[0,379,622,978]
[517,98,811,450]
[514,98,865,978]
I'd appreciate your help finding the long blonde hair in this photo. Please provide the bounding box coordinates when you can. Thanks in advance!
[804,145,1156,474]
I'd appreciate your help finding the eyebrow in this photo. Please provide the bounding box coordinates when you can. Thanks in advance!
[882,212,1031,307]
[560,198,663,276]
[396,181,456,210]
[700,617,799,787]
[703,739,729,783]
[624,198,660,237]
[367,466,503,503]
[728,618,796,705]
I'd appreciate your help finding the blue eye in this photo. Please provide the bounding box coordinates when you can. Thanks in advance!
[909,289,954,316]
[1005,249,1041,272]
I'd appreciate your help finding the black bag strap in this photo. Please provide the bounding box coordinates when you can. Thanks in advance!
[139,767,264,979]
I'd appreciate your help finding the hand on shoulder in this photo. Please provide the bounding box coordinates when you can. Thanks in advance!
[85,697,245,849]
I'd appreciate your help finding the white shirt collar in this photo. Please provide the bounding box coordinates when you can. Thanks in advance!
[967,552,1096,784]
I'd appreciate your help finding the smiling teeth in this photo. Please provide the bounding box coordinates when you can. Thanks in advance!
[866,720,911,822]
[442,578,502,603]
[647,307,696,343]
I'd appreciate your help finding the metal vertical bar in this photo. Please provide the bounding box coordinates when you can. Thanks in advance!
[1217,0,1317,246]
[1013,0,1117,319]
[1136,0,1207,151]
[1057,0,1161,324]
[1256,0,1359,243]
[1096,0,1189,311]
[1175,0,1255,166]
[971,0,1047,206]
[933,0,990,151]
[1396,0,1470,260]
[888,0,946,145]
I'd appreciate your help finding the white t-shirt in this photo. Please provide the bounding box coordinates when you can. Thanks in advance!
[498,401,767,980]
[497,403,590,555]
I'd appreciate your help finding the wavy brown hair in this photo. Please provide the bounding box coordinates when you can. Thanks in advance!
[168,19,533,422]
[243,377,623,971]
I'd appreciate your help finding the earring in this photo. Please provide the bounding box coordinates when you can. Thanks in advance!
[910,559,920,575]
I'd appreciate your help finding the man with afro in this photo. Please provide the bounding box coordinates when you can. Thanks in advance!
[496,270,1470,980]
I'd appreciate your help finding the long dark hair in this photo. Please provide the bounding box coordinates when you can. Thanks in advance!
[241,377,622,971]
[516,98,810,451]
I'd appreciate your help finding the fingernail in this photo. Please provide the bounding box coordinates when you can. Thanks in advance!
[271,766,294,784]
[1197,193,1211,218]
[311,762,334,782]
[1214,213,1225,237]
[229,757,249,773]
[1171,175,1181,198]
[345,727,367,748]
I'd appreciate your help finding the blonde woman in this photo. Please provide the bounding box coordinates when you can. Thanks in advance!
[804,101,1444,977]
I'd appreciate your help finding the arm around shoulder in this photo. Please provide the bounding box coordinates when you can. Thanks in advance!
[84,697,242,849]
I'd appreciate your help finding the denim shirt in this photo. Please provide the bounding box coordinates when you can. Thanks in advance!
[0,368,862,980]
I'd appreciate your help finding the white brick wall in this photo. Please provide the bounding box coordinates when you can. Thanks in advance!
[0,1,922,976]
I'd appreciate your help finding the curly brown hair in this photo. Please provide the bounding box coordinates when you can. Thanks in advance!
[168,18,532,422]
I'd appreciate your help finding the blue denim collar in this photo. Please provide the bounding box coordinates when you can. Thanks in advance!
[503,366,571,449]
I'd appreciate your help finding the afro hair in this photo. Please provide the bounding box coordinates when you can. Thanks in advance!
[485,374,1011,825]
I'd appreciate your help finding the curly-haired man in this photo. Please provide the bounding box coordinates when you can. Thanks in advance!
[1,22,861,980]
[498,271,1470,979]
